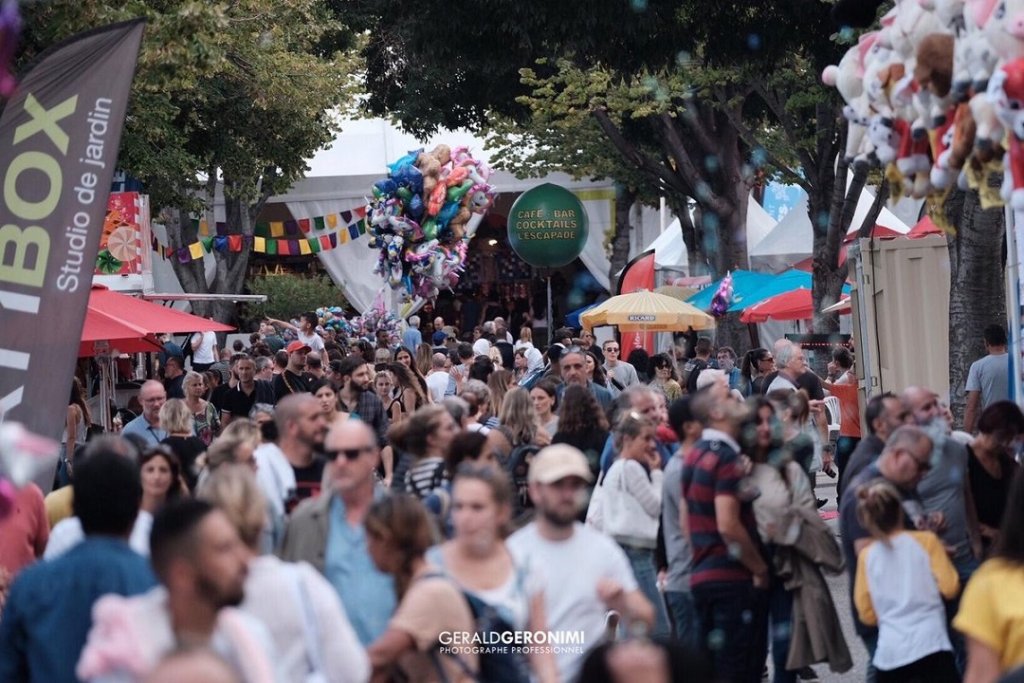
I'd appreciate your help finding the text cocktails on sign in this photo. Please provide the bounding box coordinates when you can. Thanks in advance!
[507,183,589,268]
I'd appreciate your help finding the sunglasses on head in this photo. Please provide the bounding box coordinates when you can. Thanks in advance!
[324,446,376,461]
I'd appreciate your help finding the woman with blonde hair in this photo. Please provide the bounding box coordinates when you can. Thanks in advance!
[514,326,533,351]
[182,371,220,445]
[198,465,369,683]
[159,398,206,490]
[366,494,478,682]
[487,368,514,416]
[486,386,551,466]
[198,419,262,488]
[854,480,959,682]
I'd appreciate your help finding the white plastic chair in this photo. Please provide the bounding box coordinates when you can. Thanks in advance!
[823,395,841,440]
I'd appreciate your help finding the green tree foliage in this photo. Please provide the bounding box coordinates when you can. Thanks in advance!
[18,1,362,321]
[245,273,347,323]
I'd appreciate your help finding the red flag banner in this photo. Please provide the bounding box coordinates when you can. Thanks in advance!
[0,21,146,459]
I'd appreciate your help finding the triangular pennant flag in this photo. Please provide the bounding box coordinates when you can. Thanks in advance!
[326,213,338,229]
[214,236,228,252]
[328,232,338,247]
[254,236,267,253]
[200,237,214,253]
[298,218,311,233]
[288,239,299,255]
[270,221,285,238]
[357,219,367,235]
[300,239,312,255]
[338,226,349,244]
[254,222,269,238]
[284,220,299,235]
[313,216,325,231]
[320,235,332,251]
[228,234,243,252]
[178,247,192,263]
[355,206,367,218]
[189,242,205,260]
[348,224,359,240]
[266,239,278,255]
[341,209,352,224]
[309,238,321,254]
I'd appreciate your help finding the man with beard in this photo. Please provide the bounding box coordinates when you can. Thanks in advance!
[270,393,330,507]
[76,499,277,682]
[902,385,983,673]
[337,355,389,447]
[273,341,313,402]
[507,444,653,683]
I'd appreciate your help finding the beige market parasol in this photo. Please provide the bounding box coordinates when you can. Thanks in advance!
[581,290,715,332]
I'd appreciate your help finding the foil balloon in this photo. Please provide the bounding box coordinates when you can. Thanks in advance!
[710,272,734,318]
[366,144,497,303]
[0,422,59,488]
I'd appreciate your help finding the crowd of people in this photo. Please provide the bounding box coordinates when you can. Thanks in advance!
[2,313,1024,683]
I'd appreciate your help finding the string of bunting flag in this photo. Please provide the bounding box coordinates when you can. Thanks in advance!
[151,207,369,263]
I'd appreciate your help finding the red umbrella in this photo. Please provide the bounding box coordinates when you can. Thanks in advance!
[80,285,234,357]
[740,288,817,323]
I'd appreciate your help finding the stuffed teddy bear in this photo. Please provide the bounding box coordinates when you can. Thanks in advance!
[991,58,1024,206]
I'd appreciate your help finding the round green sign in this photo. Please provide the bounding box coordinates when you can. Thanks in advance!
[508,183,589,268]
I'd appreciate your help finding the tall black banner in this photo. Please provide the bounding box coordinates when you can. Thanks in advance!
[0,21,145,446]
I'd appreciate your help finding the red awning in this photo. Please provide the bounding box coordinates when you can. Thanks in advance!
[739,288,851,323]
[80,286,234,357]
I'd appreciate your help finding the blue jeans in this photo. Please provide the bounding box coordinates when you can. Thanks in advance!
[946,552,980,675]
[620,545,671,639]
[861,630,878,683]
[664,590,699,650]
[693,581,769,683]
[768,576,797,683]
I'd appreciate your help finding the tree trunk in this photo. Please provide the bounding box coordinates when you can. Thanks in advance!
[608,185,637,292]
[946,187,1006,426]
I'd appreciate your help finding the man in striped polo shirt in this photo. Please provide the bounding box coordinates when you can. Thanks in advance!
[681,388,769,683]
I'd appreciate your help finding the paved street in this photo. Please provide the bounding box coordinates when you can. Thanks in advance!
[803,473,869,683]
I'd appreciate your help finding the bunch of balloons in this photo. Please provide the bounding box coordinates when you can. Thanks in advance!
[314,304,403,346]
[366,144,497,301]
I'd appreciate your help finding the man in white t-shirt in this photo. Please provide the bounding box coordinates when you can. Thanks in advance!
[425,353,450,404]
[267,313,328,365]
[507,445,653,681]
[190,330,218,371]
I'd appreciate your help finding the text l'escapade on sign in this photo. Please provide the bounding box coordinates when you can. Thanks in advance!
[507,183,589,268]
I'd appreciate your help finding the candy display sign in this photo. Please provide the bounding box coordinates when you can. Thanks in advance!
[508,184,589,268]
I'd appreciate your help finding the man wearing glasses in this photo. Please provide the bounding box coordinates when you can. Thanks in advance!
[122,381,168,446]
[839,425,934,677]
[602,340,640,397]
[280,420,396,647]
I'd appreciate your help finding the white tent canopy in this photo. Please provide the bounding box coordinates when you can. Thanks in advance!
[749,187,910,273]
[643,195,777,272]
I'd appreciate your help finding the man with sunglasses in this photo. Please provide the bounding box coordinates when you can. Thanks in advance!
[280,420,396,647]
[839,424,934,678]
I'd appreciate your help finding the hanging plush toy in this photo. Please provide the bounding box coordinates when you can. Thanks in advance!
[992,58,1024,207]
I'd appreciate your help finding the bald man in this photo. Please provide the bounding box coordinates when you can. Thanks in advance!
[274,393,329,505]
[122,381,168,445]
[280,420,396,646]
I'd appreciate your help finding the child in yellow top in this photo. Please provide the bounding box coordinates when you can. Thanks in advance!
[853,480,960,683]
